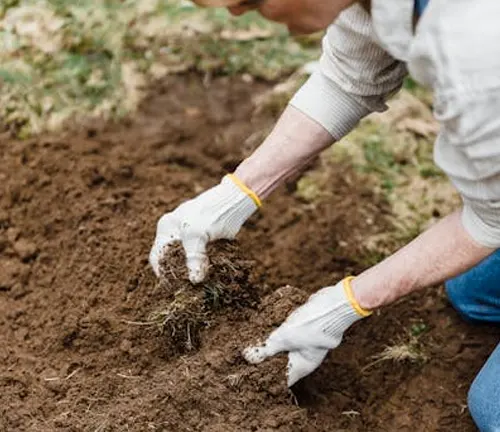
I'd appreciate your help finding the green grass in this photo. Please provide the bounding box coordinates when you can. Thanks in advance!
[0,0,321,136]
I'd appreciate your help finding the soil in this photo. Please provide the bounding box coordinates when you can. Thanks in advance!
[0,74,498,432]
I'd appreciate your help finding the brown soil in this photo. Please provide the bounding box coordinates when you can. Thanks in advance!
[155,241,259,356]
[0,75,498,432]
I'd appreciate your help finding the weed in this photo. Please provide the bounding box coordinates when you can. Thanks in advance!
[203,282,226,310]
[360,134,397,176]
[363,333,428,372]
[403,76,418,91]
[410,322,428,337]
[419,164,444,179]
[374,342,426,363]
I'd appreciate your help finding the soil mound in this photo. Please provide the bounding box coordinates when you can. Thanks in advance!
[156,241,259,355]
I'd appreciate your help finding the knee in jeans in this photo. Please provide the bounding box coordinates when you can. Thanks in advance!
[445,279,478,323]
[468,376,499,432]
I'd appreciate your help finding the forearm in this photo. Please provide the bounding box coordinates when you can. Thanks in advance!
[234,51,392,199]
[353,210,495,310]
[234,105,334,199]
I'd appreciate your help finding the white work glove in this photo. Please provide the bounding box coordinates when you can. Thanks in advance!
[243,277,372,387]
[149,174,261,284]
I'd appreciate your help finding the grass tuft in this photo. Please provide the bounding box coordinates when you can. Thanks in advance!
[363,333,428,372]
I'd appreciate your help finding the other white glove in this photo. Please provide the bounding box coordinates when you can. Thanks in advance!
[243,277,371,387]
[149,175,260,284]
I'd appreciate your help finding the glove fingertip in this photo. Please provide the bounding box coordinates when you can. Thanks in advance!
[188,267,207,284]
[187,255,209,284]
[286,352,306,388]
[151,262,160,278]
[149,246,161,277]
[242,346,268,364]
[286,349,328,388]
[287,373,300,388]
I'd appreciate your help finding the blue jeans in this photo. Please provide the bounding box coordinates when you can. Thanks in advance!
[446,250,500,432]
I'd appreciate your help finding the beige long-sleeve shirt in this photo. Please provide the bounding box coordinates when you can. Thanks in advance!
[290,0,500,248]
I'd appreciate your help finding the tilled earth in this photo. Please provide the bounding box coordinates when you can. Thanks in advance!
[1,75,498,431]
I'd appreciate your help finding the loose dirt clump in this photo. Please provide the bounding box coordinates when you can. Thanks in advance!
[154,240,259,355]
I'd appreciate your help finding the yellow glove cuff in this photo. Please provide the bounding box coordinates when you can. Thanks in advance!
[226,174,262,208]
[343,276,372,317]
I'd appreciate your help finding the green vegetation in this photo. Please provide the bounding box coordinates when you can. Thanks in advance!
[0,0,320,136]
[410,322,428,337]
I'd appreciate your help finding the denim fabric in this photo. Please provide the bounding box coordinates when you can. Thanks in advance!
[415,0,429,16]
[468,344,500,432]
[446,250,500,324]
[446,250,500,431]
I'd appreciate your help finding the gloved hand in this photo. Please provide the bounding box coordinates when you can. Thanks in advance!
[149,174,261,284]
[243,277,372,387]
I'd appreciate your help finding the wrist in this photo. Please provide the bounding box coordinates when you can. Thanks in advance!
[233,158,282,200]
[350,271,413,310]
[343,277,373,317]
[225,174,262,208]
[350,275,381,311]
[213,175,260,235]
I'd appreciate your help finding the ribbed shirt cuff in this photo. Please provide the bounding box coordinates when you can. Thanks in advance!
[289,71,371,141]
[218,176,258,236]
[462,202,500,249]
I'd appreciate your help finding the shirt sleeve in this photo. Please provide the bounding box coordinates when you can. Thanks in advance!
[409,0,500,248]
[434,91,500,248]
[290,3,407,141]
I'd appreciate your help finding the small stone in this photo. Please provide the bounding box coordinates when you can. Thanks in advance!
[185,107,201,118]
[264,417,280,428]
[0,238,8,253]
[0,211,9,228]
[10,283,30,300]
[14,327,29,341]
[228,414,241,423]
[117,165,134,179]
[13,239,38,262]
[0,259,24,290]
[6,227,20,243]
[44,377,65,394]
[120,339,133,353]
[241,73,254,83]
[204,349,225,369]
[39,175,52,187]
[267,384,283,397]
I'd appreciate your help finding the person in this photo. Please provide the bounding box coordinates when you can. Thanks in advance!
[149,0,500,429]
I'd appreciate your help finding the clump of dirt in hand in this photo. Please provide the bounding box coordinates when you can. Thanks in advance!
[155,240,259,355]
